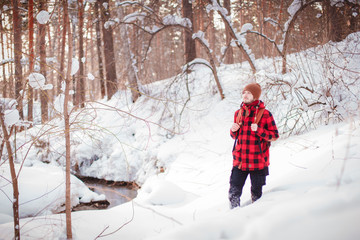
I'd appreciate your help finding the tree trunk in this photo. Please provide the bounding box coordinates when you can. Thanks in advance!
[281,0,322,74]
[89,15,96,100]
[12,0,23,120]
[77,0,85,107]
[224,0,234,64]
[94,2,106,99]
[28,0,34,122]
[193,37,225,100]
[208,11,216,59]
[118,7,140,102]
[182,0,196,64]
[0,112,20,240]
[324,0,344,42]
[71,20,76,105]
[58,0,67,95]
[1,15,8,98]
[8,33,14,99]
[258,0,264,57]
[100,0,118,99]
[64,0,73,238]
[39,0,48,123]
[47,23,55,102]
[272,0,284,57]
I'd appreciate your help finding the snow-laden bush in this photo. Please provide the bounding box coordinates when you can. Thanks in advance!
[259,32,360,136]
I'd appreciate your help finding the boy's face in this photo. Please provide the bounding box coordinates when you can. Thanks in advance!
[242,90,254,103]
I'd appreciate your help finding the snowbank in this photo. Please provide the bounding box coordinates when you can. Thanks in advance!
[0,163,105,223]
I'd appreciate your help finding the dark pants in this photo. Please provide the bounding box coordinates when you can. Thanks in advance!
[229,166,268,209]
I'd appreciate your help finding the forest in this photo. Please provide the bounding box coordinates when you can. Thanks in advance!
[1,0,360,239]
[1,0,359,121]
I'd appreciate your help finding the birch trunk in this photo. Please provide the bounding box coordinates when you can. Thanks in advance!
[118,7,140,102]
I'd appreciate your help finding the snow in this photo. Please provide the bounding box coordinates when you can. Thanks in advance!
[0,163,105,223]
[123,12,147,24]
[241,23,253,33]
[1,32,360,239]
[139,177,187,205]
[287,0,303,16]
[28,72,45,89]
[145,25,161,34]
[36,10,50,24]
[87,73,95,80]
[104,20,116,29]
[71,58,79,75]
[28,72,53,90]
[192,31,210,49]
[4,109,19,127]
[162,15,192,28]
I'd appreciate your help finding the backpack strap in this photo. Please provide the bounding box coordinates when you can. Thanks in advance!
[235,103,244,125]
[254,105,265,125]
[254,104,278,142]
[236,109,243,125]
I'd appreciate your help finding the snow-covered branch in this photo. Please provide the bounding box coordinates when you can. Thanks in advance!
[205,0,257,73]
[115,1,154,14]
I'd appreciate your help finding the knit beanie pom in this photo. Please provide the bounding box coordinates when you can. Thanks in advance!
[243,83,262,100]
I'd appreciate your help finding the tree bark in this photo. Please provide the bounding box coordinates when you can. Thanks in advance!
[100,0,118,99]
[58,0,67,95]
[39,0,48,123]
[281,0,324,74]
[224,0,234,64]
[324,0,345,43]
[77,0,85,107]
[28,0,34,122]
[0,112,19,240]
[64,0,73,238]
[182,0,196,64]
[94,2,106,99]
[118,7,140,102]
[12,0,24,120]
[208,11,216,62]
[1,15,8,98]
[89,14,96,100]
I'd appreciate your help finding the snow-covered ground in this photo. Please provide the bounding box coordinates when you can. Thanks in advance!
[0,33,360,239]
[1,115,359,239]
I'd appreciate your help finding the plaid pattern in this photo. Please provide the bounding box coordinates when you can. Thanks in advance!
[230,101,279,171]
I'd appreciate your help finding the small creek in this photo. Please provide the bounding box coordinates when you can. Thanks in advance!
[79,177,138,209]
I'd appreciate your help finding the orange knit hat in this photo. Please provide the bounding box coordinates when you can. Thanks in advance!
[243,83,261,100]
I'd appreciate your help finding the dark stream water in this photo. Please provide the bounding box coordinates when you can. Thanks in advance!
[85,181,138,207]
[78,177,138,209]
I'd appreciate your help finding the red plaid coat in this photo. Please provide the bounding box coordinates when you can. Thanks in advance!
[230,100,279,171]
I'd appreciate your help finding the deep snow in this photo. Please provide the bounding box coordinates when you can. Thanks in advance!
[1,32,360,239]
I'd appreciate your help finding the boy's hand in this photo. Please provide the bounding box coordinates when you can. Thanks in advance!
[231,123,240,132]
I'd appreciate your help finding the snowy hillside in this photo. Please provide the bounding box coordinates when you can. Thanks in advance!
[0,33,360,239]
